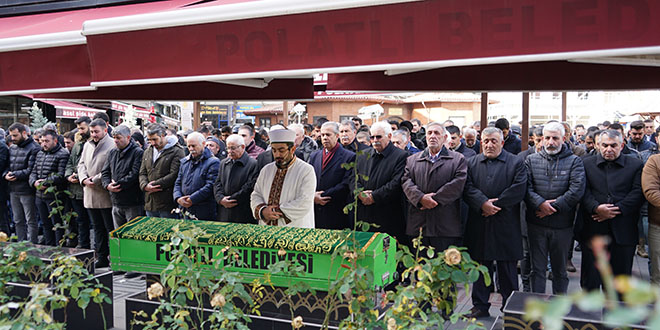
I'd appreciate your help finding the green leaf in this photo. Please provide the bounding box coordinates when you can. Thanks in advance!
[450,270,468,283]
[574,292,605,312]
[339,283,350,295]
[604,306,648,328]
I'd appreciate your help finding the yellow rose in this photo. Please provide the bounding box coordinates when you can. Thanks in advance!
[291,316,304,329]
[0,232,8,242]
[147,282,164,300]
[357,295,366,303]
[343,251,357,260]
[18,251,27,262]
[443,248,461,266]
[387,317,397,330]
[613,275,632,294]
[211,293,226,308]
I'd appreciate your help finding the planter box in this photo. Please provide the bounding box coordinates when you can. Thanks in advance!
[1,242,95,276]
[125,290,342,330]
[6,270,114,329]
[503,291,648,330]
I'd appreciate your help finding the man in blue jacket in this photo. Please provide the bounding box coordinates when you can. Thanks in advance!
[309,122,355,229]
[174,132,220,221]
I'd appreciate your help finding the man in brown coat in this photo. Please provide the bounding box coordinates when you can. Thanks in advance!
[642,153,660,285]
[139,124,185,218]
[77,119,114,268]
[402,122,468,250]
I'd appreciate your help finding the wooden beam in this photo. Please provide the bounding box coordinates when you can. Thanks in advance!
[561,92,567,122]
[522,92,530,151]
[193,101,201,130]
[283,101,291,127]
[480,93,488,153]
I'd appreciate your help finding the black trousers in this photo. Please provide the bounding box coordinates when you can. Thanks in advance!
[472,260,518,313]
[87,208,113,261]
[580,237,635,291]
[419,236,462,252]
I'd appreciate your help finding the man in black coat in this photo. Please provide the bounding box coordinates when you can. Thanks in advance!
[525,122,585,294]
[4,123,41,243]
[101,125,144,229]
[463,127,527,318]
[580,129,644,291]
[353,122,409,242]
[214,134,259,223]
[339,120,370,154]
[310,122,355,230]
[495,118,521,155]
[446,125,476,159]
[29,130,69,246]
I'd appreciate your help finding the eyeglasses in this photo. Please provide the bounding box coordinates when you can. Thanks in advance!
[370,135,383,140]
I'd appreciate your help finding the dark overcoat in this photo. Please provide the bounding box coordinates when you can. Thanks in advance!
[213,151,258,224]
[463,150,527,261]
[353,142,409,240]
[309,145,355,230]
[402,147,467,237]
[579,153,644,245]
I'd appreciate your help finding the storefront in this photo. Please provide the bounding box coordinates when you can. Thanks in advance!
[200,104,228,127]
[46,100,108,132]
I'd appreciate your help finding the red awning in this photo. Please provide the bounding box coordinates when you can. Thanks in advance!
[79,0,660,89]
[41,100,106,119]
[0,0,199,96]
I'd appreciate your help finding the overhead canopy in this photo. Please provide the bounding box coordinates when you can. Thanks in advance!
[79,0,660,89]
[0,0,198,96]
[40,100,106,119]
[5,0,660,98]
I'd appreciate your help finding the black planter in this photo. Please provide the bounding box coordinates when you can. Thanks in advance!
[6,270,114,329]
[503,291,648,330]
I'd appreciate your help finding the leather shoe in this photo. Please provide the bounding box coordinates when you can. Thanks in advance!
[465,307,490,319]
[567,260,576,273]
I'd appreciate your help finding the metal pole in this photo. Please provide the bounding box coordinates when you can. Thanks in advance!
[522,92,530,151]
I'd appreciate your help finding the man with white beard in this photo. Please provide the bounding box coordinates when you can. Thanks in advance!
[524,122,586,294]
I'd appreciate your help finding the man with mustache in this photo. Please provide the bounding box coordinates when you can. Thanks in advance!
[339,120,370,154]
[580,130,644,291]
[251,129,316,228]
[525,122,585,294]
[354,121,409,242]
[463,127,527,318]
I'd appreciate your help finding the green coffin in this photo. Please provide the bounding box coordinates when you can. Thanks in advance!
[109,217,396,291]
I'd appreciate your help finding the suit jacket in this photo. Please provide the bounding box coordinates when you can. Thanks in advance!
[580,153,644,245]
[214,151,259,223]
[353,142,409,240]
[309,145,355,229]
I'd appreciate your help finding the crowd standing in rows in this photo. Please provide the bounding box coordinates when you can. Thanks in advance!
[1,113,658,317]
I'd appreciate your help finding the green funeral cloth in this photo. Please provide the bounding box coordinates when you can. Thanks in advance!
[110,216,379,255]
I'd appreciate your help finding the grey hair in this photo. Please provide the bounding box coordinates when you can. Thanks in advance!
[543,122,565,136]
[226,134,245,146]
[186,132,205,145]
[392,129,409,142]
[321,121,340,134]
[340,120,357,132]
[112,125,132,138]
[426,122,446,134]
[599,129,624,143]
[288,123,304,135]
[481,127,504,141]
[370,121,392,135]
[146,124,167,137]
[463,127,477,137]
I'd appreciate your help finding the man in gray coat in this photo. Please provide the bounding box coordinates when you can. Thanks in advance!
[402,122,467,250]
[525,122,585,294]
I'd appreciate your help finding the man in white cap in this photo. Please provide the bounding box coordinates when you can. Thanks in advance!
[250,128,316,228]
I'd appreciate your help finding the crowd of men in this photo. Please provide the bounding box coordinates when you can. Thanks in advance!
[1,112,659,318]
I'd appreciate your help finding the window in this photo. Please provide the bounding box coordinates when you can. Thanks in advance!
[259,118,271,128]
